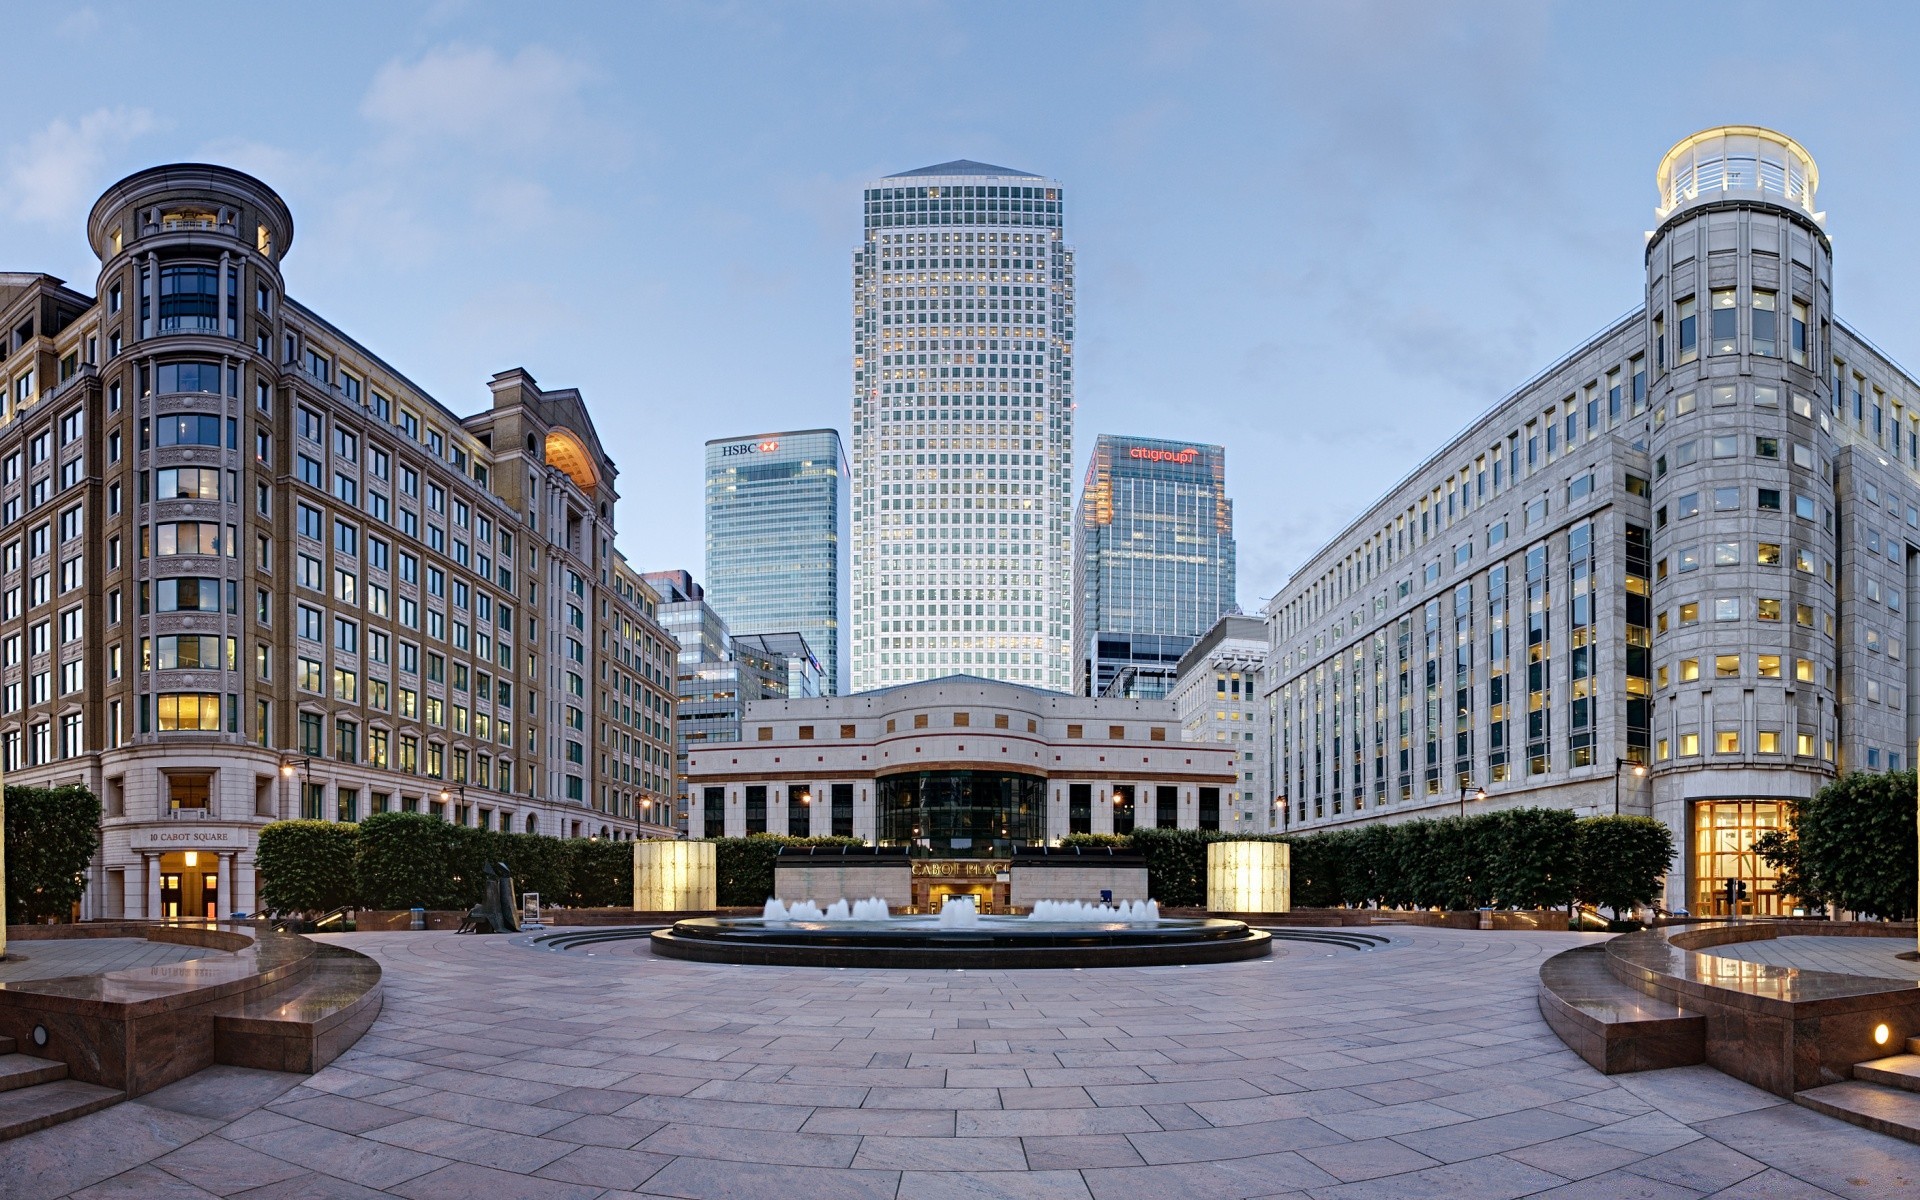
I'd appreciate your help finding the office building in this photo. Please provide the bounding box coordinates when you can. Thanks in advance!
[1074,435,1236,697]
[703,429,846,693]
[685,674,1235,851]
[849,160,1076,693]
[1169,614,1271,829]
[0,163,676,919]
[1265,126,1910,917]
[644,569,810,833]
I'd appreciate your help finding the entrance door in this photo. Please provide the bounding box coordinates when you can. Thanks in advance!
[160,873,184,919]
[201,872,219,920]
[1693,800,1786,916]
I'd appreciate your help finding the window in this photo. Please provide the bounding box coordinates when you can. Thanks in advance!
[157,693,220,731]
[1752,291,1777,356]
[1714,597,1740,621]
[1758,655,1781,679]
[1710,289,1737,354]
[1757,597,1781,621]
[1715,654,1740,678]
[1676,296,1698,363]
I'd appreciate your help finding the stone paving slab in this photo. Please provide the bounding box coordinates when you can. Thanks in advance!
[1700,935,1920,980]
[4,927,1920,1197]
[0,937,225,983]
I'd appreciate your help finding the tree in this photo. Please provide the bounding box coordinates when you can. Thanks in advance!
[1799,770,1917,920]
[1486,808,1579,910]
[1575,816,1674,918]
[256,820,359,915]
[1751,797,1828,915]
[4,785,103,923]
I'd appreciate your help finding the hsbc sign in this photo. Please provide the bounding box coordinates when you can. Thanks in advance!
[720,439,781,458]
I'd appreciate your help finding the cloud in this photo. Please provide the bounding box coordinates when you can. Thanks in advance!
[361,43,612,157]
[3,107,160,225]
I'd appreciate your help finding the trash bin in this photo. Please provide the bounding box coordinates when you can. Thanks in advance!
[409,907,426,931]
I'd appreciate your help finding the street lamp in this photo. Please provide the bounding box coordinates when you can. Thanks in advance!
[1275,795,1289,833]
[1613,757,1647,817]
[1458,779,1486,820]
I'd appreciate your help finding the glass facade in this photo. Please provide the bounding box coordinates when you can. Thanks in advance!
[850,160,1076,693]
[1693,800,1786,916]
[1074,436,1235,696]
[704,430,846,694]
[877,769,1045,857]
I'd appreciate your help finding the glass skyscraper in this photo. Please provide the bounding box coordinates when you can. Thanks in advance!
[851,160,1076,692]
[1073,435,1236,697]
[703,430,847,693]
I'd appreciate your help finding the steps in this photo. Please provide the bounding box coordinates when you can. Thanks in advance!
[1537,944,1706,1074]
[0,1037,125,1142]
[1796,1039,1920,1142]
[215,943,383,1074]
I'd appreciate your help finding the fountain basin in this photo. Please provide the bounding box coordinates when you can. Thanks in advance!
[648,913,1270,969]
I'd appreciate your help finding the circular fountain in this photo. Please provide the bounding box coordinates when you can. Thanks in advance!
[646,895,1271,969]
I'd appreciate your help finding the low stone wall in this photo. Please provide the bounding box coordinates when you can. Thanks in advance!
[355,909,469,931]
[544,908,715,926]
[774,863,913,909]
[1010,865,1150,906]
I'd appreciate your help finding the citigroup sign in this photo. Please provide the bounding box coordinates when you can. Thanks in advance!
[720,439,781,458]
[1129,445,1199,465]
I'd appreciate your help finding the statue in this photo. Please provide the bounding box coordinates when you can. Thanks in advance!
[455,861,521,935]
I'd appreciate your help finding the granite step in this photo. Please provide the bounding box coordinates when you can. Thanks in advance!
[0,1053,68,1094]
[215,943,383,1074]
[1798,1080,1920,1143]
[1537,944,1705,1075]
[0,1079,125,1141]
[1855,1054,1920,1092]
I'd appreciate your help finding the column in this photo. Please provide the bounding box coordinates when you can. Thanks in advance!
[218,853,234,922]
[145,855,161,921]
[1093,785,1113,835]
[814,779,831,838]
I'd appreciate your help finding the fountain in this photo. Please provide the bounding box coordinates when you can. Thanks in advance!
[650,893,1267,969]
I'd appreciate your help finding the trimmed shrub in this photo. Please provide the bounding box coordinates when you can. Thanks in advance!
[485,830,573,906]
[354,812,466,910]
[1485,807,1580,910]
[1574,815,1675,918]
[567,838,635,907]
[256,819,359,915]
[4,784,104,923]
[1797,770,1917,920]
[714,834,864,906]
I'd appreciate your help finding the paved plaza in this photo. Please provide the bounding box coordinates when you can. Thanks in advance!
[6,926,1920,1198]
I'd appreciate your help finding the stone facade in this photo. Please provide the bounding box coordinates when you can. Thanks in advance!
[0,163,676,920]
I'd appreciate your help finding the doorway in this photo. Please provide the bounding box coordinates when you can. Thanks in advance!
[158,851,219,920]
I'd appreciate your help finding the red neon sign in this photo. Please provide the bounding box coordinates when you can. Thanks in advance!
[1129,446,1199,464]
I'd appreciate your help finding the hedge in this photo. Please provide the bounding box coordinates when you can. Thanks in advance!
[1072,807,1672,912]
[256,814,645,913]
[4,784,104,923]
[715,834,865,906]
[256,820,359,914]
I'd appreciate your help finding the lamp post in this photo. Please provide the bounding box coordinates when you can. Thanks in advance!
[1613,757,1646,817]
[1458,779,1486,820]
[280,757,310,819]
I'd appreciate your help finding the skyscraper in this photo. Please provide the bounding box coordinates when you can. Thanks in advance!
[703,430,847,693]
[1074,436,1237,697]
[850,160,1076,692]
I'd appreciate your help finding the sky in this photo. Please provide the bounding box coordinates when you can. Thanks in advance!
[8,1,1920,610]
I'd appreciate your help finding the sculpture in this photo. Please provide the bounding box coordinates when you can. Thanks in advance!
[456,861,521,934]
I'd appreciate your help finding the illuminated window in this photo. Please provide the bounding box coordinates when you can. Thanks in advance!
[1716,730,1740,754]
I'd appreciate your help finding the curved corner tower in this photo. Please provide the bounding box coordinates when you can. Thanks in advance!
[1642,127,1836,913]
